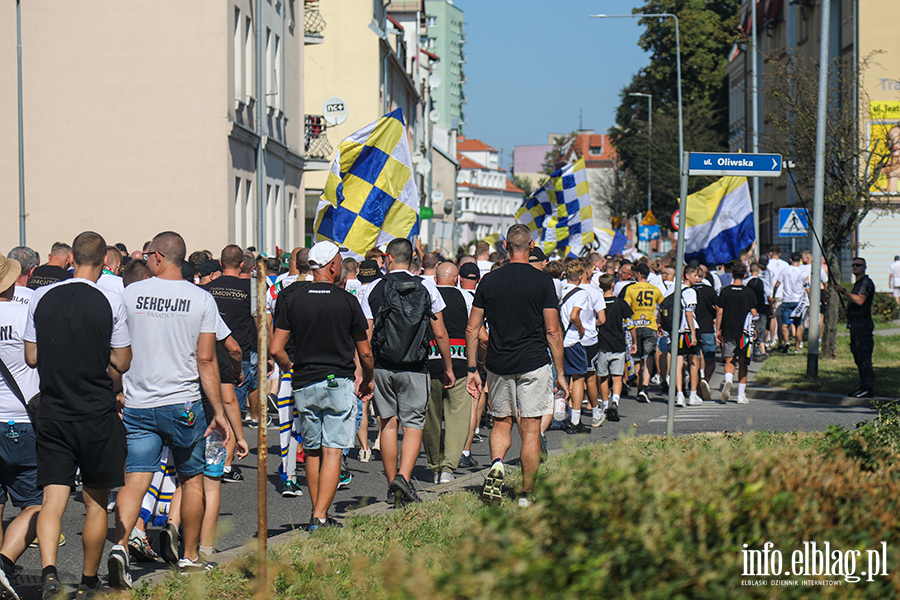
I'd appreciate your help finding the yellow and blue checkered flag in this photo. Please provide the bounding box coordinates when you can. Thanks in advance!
[514,158,593,257]
[314,108,420,257]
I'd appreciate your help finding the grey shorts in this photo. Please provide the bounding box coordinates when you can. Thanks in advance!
[722,338,748,360]
[486,363,553,419]
[633,328,658,360]
[294,378,358,450]
[595,351,626,377]
[373,369,430,429]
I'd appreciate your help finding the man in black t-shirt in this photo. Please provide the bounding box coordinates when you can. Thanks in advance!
[26,242,72,290]
[466,224,567,507]
[423,263,472,484]
[596,274,634,422]
[270,241,374,529]
[692,275,719,401]
[204,245,260,425]
[715,262,757,404]
[834,257,876,398]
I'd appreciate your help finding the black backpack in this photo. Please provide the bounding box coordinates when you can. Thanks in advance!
[658,292,675,332]
[372,273,436,364]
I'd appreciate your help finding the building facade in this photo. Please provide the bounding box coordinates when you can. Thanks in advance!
[423,0,465,134]
[455,137,524,243]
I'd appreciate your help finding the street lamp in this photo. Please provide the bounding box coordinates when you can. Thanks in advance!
[627,92,652,253]
[592,12,684,436]
[17,0,26,245]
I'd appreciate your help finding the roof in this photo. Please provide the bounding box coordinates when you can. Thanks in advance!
[456,180,524,194]
[457,136,497,152]
[457,154,487,170]
[386,14,404,31]
[574,133,616,161]
[420,49,440,62]
[506,179,525,194]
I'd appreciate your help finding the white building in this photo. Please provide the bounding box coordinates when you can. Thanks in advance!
[455,137,524,243]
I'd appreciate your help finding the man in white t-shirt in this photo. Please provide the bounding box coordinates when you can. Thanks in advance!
[6,246,37,307]
[97,245,125,295]
[475,241,494,279]
[109,232,233,588]
[890,255,900,305]
[675,265,701,407]
[559,262,592,434]
[774,251,809,353]
[579,259,606,426]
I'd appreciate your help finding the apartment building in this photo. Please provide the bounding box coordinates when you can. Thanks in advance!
[423,0,466,134]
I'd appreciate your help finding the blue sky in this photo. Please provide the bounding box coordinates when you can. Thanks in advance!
[452,0,652,169]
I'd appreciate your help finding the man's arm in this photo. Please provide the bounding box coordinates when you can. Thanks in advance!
[221,384,249,459]
[24,341,37,368]
[544,307,568,399]
[198,332,231,443]
[465,306,485,399]
[353,330,375,401]
[270,328,293,373]
[570,306,584,338]
[431,311,455,388]
[223,335,243,378]
[715,306,724,344]
[833,283,870,307]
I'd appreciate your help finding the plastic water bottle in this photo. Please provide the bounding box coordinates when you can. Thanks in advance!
[205,431,226,477]
[553,389,567,422]
[5,420,19,439]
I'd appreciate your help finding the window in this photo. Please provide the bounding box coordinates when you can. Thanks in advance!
[245,180,254,248]
[589,146,604,155]
[273,34,281,111]
[265,28,273,108]
[245,16,254,100]
[266,184,274,254]
[234,8,242,102]
[234,177,243,246]
[426,16,437,27]
[275,184,283,252]
[288,192,296,248]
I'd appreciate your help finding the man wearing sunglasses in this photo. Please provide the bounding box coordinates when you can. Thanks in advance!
[833,258,875,399]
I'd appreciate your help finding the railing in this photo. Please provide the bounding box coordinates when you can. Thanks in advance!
[304,115,333,159]
[304,1,326,37]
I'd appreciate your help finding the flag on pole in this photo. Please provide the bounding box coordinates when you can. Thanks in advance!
[593,227,628,256]
[684,176,755,266]
[515,158,594,256]
[314,108,419,258]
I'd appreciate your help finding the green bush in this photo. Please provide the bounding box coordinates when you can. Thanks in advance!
[872,292,900,322]
[822,399,900,471]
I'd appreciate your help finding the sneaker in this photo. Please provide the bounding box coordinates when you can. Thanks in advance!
[389,474,421,508]
[592,411,606,427]
[660,382,669,396]
[221,466,244,483]
[439,471,455,483]
[241,412,251,424]
[73,581,102,599]
[736,394,749,404]
[481,461,504,505]
[358,448,371,463]
[267,392,279,414]
[547,419,567,431]
[472,432,484,444]
[307,516,342,531]
[107,490,117,513]
[107,544,133,590]
[650,373,661,385]
[688,392,703,406]
[282,479,303,497]
[675,393,685,407]
[337,469,352,489]
[159,522,180,565]
[607,403,620,422]
[386,486,395,505]
[565,422,591,435]
[0,566,18,600]
[721,381,734,403]
[341,453,350,472]
[539,433,548,457]
[458,454,479,469]
[850,389,875,398]
[30,534,65,548]
[128,534,160,562]
[637,391,650,403]
[622,384,630,397]
[372,437,381,452]
[177,557,215,573]
[517,492,535,507]
[698,379,711,402]
[247,419,259,429]
[41,572,61,600]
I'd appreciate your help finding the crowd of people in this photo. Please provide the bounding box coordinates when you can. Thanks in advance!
[0,226,877,599]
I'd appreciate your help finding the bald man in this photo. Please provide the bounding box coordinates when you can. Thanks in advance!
[423,262,473,483]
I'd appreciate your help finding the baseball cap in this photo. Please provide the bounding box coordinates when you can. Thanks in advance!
[459,262,480,281]
[308,241,347,270]
[0,255,21,293]
[634,263,650,277]
[199,259,221,278]
[529,247,547,263]
[357,260,382,283]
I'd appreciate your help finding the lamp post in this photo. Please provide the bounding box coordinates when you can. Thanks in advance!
[627,92,652,253]
[592,12,683,436]
[17,0,26,245]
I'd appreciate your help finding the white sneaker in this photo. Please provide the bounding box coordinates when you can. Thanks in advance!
[675,393,685,407]
[650,374,661,385]
[592,412,606,427]
[637,391,650,403]
[698,379,711,402]
[737,394,749,404]
[439,472,455,483]
[688,392,703,406]
[721,381,734,403]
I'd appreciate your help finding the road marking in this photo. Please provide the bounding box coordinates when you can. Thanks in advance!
[649,401,750,423]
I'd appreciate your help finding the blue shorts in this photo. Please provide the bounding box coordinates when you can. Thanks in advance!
[0,423,42,507]
[780,302,799,326]
[123,404,208,477]
[235,351,259,412]
[658,333,670,353]
[699,332,717,359]
[563,344,588,377]
[294,378,358,450]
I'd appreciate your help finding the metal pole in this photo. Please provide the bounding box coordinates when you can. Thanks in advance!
[255,259,269,597]
[648,95,652,216]
[17,0,26,246]
[256,0,266,252]
[667,153,689,437]
[751,0,761,250]
[807,0,831,379]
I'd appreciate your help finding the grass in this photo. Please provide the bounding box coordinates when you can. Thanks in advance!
[754,334,900,397]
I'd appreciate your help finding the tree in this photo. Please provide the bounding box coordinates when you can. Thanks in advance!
[511,174,534,198]
[764,51,894,359]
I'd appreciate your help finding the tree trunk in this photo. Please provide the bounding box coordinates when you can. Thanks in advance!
[821,250,843,359]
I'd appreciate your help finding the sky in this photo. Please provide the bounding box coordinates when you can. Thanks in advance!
[451,0,652,170]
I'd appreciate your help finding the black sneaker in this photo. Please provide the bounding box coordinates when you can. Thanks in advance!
[0,566,17,600]
[607,404,620,422]
[159,522,180,565]
[221,466,244,483]
[386,486,395,505]
[565,422,591,435]
[307,516,342,531]
[74,580,103,599]
[337,469,352,489]
[851,389,875,398]
[457,454,479,469]
[282,479,303,497]
[41,572,61,600]
[108,544,133,589]
[548,419,566,431]
[389,475,421,508]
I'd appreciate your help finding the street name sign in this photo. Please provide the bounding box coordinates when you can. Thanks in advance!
[688,152,782,177]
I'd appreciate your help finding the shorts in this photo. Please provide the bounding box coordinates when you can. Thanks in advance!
[780,302,799,326]
[699,332,717,359]
[722,338,749,359]
[372,369,430,430]
[0,423,42,507]
[123,404,209,477]
[678,331,697,351]
[37,412,127,489]
[633,328,657,361]
[235,351,259,412]
[658,333,670,353]
[294,378,358,450]
[894,287,900,299]
[754,318,767,344]
[563,344,588,377]
[582,342,600,372]
[487,363,553,419]
[595,351,625,377]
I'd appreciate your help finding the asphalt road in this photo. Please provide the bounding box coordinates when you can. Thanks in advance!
[4,388,876,598]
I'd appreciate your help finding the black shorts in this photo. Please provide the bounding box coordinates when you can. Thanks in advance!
[582,342,600,372]
[36,412,127,489]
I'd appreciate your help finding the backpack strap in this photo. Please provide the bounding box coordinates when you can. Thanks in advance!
[559,286,585,309]
[0,356,28,411]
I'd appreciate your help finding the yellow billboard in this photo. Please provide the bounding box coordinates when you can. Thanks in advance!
[868,101,900,194]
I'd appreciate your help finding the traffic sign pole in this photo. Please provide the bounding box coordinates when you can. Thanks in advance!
[667,152,690,437]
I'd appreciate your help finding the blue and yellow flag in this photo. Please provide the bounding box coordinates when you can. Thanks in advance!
[514,158,594,257]
[314,108,420,258]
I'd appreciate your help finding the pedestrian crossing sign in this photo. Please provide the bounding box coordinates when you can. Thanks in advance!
[779,208,808,237]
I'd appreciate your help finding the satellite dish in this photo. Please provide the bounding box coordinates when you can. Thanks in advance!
[416,160,432,175]
[429,73,441,89]
[411,151,424,164]
[429,110,440,123]
[431,189,444,203]
[322,97,348,126]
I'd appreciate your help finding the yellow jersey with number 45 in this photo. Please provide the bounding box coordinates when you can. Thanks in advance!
[623,281,664,330]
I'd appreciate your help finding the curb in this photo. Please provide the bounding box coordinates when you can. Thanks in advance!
[744,385,880,407]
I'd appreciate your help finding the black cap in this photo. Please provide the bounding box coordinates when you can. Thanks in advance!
[459,262,480,281]
[358,260,382,283]
[199,259,221,278]
[181,261,195,282]
[634,263,650,277]
[529,247,547,262]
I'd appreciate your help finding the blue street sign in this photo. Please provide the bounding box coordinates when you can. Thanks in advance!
[688,152,783,177]
[778,208,808,238]
[638,225,660,241]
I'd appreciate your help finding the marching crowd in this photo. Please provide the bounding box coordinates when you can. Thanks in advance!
[0,225,877,599]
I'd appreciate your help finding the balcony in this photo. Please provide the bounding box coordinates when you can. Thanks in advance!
[305,115,333,160]
[304,1,326,45]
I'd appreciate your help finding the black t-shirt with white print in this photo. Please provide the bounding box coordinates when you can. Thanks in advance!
[428,286,469,381]
[27,265,72,290]
[598,296,634,353]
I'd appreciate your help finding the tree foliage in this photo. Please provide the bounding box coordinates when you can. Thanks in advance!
[764,51,893,359]
[511,174,534,198]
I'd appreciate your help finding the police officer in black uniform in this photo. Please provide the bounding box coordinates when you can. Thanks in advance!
[833,257,875,398]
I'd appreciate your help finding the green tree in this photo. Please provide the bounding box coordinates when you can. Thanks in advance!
[511,174,534,198]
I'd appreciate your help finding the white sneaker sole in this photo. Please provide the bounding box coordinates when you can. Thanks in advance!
[721,381,733,403]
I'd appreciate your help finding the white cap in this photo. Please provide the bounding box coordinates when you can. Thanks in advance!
[308,241,347,269]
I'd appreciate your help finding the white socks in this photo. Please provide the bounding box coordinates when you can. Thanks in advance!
[611,394,620,405]
[570,407,580,425]
[592,406,601,419]
[738,383,746,396]
[724,372,734,384]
